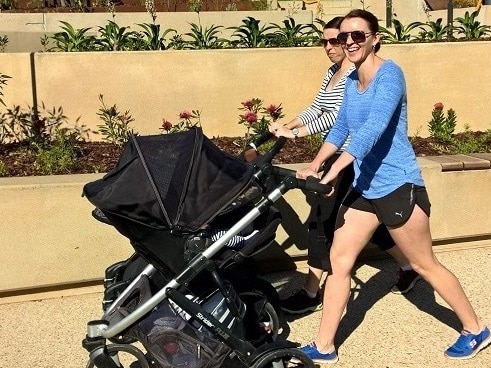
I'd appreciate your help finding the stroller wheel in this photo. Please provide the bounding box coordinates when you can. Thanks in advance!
[248,300,279,344]
[250,347,315,368]
[231,277,281,312]
[109,334,138,345]
[234,280,281,346]
[85,343,152,368]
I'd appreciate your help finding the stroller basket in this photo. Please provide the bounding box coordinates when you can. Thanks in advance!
[105,274,242,368]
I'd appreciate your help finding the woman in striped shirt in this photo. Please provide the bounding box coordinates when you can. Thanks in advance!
[270,23,353,141]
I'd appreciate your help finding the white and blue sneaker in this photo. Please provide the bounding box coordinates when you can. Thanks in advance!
[298,342,338,364]
[444,326,491,359]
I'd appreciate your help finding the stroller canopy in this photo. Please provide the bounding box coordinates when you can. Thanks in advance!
[84,128,255,232]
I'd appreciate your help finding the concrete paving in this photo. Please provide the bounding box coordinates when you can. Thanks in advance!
[1,246,490,368]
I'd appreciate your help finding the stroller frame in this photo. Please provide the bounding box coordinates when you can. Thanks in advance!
[82,130,331,368]
[84,177,295,366]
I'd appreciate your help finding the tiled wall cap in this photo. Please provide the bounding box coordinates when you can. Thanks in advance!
[424,154,491,171]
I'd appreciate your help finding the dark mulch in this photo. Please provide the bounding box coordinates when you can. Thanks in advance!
[0,141,124,177]
[1,132,490,177]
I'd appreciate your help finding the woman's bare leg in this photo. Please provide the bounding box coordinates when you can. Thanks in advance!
[313,205,380,352]
[388,205,483,333]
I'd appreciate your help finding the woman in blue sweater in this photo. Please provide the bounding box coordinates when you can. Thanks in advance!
[270,17,419,316]
[297,9,489,364]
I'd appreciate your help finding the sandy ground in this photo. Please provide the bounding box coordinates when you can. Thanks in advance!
[1,246,490,368]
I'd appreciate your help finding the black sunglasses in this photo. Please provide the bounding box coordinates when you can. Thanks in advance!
[337,31,373,45]
[321,38,341,47]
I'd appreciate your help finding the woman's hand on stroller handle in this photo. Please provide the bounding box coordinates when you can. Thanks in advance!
[266,165,332,194]
[296,167,320,180]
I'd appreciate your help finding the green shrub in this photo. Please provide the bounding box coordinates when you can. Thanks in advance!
[379,17,424,42]
[0,35,8,52]
[269,17,319,47]
[32,132,81,175]
[48,21,96,52]
[428,102,456,141]
[96,94,137,146]
[415,18,450,41]
[0,160,8,177]
[0,73,10,107]
[0,0,16,10]
[454,0,480,8]
[0,103,75,147]
[454,9,491,39]
[451,125,491,154]
[228,17,275,48]
[306,133,323,154]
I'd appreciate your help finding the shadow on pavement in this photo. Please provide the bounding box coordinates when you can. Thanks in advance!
[269,258,461,349]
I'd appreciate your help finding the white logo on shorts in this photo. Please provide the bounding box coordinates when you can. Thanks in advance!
[395,211,403,218]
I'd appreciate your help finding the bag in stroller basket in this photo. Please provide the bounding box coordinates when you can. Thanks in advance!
[104,273,245,368]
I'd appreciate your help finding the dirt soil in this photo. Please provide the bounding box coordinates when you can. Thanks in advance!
[0,132,490,177]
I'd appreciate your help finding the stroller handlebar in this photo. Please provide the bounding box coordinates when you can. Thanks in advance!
[261,164,333,194]
[239,133,287,166]
[264,136,287,161]
[249,131,275,148]
[304,176,333,194]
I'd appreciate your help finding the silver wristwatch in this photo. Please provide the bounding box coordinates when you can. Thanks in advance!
[292,128,299,138]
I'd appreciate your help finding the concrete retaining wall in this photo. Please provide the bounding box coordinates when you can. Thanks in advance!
[1,156,490,295]
[1,42,491,140]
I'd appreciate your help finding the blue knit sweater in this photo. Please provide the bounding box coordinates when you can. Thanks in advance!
[326,60,425,199]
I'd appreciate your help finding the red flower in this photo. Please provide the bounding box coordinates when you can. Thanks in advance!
[179,110,192,119]
[243,111,257,124]
[161,119,173,131]
[266,104,283,120]
[241,100,254,110]
[434,102,444,111]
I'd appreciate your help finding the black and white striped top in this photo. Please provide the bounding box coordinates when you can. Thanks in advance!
[297,63,355,147]
[206,229,259,249]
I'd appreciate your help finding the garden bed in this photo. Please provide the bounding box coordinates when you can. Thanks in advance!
[1,131,491,177]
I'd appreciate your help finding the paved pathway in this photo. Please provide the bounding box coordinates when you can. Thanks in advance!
[1,246,490,368]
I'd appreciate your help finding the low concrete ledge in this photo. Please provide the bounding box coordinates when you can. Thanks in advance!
[424,153,491,171]
[1,158,491,296]
[1,173,134,296]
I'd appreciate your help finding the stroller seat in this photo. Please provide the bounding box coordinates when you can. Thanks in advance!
[210,205,282,272]
[98,203,282,312]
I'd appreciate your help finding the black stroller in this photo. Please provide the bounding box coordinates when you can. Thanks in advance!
[82,128,330,368]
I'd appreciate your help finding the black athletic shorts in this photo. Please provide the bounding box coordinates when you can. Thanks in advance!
[343,183,431,227]
[307,156,396,271]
